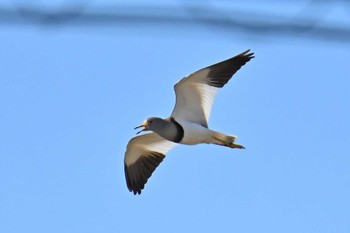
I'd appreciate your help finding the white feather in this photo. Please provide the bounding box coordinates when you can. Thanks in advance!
[171,68,220,126]
[124,133,176,166]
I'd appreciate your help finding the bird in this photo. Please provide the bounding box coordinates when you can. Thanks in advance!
[124,49,254,195]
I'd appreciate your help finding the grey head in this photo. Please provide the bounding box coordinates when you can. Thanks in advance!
[134,117,184,143]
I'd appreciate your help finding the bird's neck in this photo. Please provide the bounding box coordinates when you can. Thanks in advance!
[155,118,184,143]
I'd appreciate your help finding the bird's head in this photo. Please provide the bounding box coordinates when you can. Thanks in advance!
[134,117,163,134]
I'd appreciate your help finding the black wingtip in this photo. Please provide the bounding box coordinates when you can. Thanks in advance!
[239,49,255,59]
[205,49,255,88]
[125,152,165,196]
[132,190,141,195]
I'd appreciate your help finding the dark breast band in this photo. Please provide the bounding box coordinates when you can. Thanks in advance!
[170,117,184,143]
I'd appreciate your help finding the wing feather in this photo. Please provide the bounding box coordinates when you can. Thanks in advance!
[171,50,254,127]
[124,133,176,195]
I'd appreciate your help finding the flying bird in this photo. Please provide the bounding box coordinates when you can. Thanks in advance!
[124,49,254,194]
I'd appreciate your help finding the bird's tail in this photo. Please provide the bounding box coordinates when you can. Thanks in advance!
[210,130,245,149]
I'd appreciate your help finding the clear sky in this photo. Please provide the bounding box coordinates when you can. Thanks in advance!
[1,1,349,233]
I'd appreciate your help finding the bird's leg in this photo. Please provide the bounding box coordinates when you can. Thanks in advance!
[212,135,245,149]
[228,143,245,149]
[220,141,245,149]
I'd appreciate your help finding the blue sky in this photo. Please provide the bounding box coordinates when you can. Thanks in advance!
[1,1,350,233]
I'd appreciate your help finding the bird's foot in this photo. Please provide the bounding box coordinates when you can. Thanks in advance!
[228,143,245,149]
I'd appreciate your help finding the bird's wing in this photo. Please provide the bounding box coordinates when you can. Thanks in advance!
[171,49,254,127]
[124,132,177,195]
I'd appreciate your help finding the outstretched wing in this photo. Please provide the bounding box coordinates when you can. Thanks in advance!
[171,49,254,127]
[124,133,177,195]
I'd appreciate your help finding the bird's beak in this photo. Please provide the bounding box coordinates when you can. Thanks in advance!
[134,123,148,134]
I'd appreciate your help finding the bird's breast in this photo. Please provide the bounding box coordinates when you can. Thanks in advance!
[176,119,212,145]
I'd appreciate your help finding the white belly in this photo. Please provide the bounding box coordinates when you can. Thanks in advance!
[176,119,212,145]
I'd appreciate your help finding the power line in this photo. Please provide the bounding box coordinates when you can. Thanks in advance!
[0,2,349,42]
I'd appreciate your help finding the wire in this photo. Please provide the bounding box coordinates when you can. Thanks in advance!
[0,2,349,43]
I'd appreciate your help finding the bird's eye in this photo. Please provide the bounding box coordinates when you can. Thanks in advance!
[149,120,153,124]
